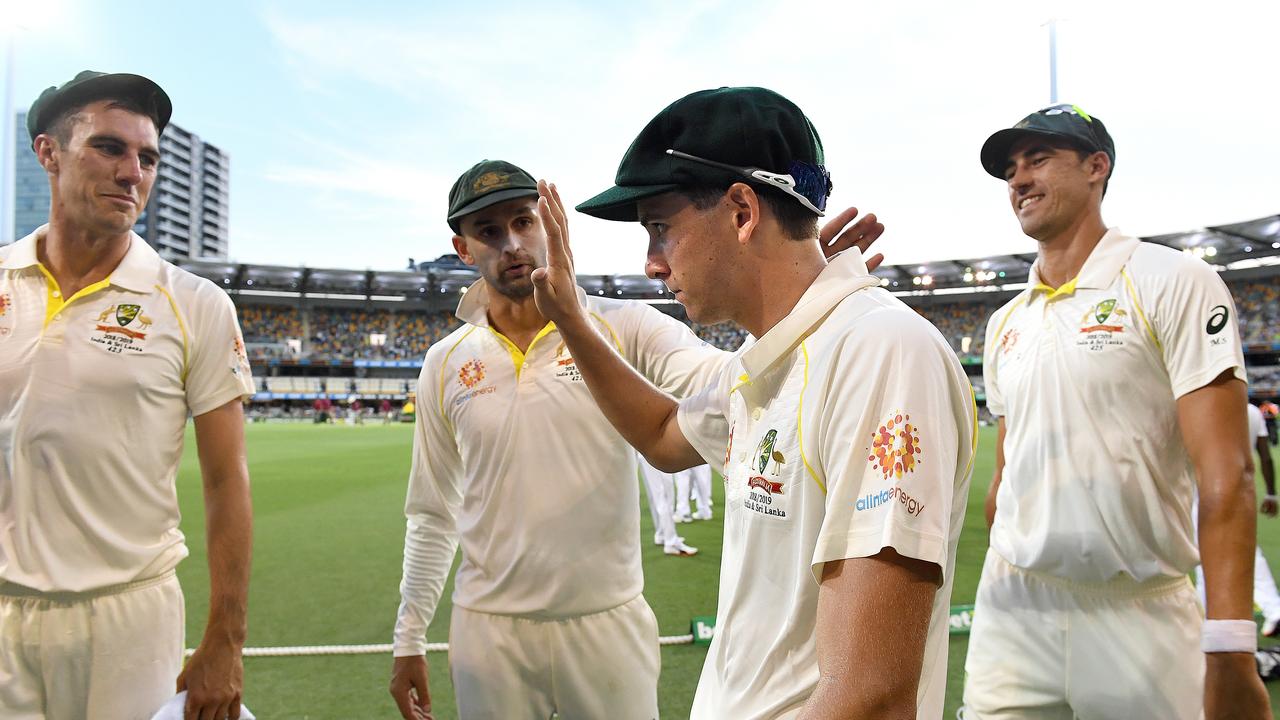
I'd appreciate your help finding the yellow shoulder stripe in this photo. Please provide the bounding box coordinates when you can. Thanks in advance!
[797,342,826,495]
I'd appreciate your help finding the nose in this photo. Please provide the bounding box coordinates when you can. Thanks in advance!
[1007,159,1032,195]
[116,153,144,187]
[644,237,669,282]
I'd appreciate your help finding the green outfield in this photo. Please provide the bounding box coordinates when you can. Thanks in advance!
[174,423,1280,719]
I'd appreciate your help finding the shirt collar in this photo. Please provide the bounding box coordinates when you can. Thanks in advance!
[1028,228,1138,299]
[740,249,881,380]
[455,277,589,328]
[0,225,161,293]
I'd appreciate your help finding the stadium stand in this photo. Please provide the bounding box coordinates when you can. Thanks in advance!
[185,215,1279,414]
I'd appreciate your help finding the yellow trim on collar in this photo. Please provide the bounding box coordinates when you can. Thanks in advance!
[489,322,557,379]
[1030,275,1079,301]
[36,264,112,328]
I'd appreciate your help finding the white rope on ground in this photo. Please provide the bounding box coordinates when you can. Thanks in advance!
[185,634,696,658]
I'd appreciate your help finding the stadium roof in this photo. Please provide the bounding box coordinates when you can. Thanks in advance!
[183,213,1280,301]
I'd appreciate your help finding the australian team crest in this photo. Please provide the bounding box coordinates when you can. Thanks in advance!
[1093,298,1116,325]
[1077,298,1127,351]
[90,302,151,352]
[116,303,141,326]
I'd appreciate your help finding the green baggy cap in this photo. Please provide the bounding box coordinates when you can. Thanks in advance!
[576,87,827,222]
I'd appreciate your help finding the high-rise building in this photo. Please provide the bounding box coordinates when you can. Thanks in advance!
[7,112,230,260]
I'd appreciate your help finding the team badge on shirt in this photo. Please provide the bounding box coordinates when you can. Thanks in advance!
[744,428,788,518]
[90,303,151,353]
[553,346,582,382]
[1076,298,1127,351]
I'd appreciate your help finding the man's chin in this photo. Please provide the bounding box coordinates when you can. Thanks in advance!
[489,277,535,301]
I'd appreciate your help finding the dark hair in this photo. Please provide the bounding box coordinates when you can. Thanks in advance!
[678,183,819,241]
[47,96,163,145]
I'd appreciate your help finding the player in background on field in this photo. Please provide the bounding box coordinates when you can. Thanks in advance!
[966,104,1270,719]
[531,86,975,720]
[673,463,714,522]
[0,70,254,720]
[387,158,884,719]
[637,451,699,555]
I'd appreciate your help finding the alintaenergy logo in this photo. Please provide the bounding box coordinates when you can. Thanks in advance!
[855,484,925,517]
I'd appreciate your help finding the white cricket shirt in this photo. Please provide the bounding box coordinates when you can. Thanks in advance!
[1248,403,1267,443]
[983,229,1246,583]
[0,227,254,592]
[677,250,977,719]
[393,281,726,655]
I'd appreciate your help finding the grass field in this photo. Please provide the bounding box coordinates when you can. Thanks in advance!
[174,422,1280,719]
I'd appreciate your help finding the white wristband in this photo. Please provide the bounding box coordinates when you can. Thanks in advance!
[1265,494,1278,502]
[1201,619,1257,653]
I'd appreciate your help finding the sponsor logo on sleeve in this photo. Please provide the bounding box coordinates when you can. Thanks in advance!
[860,411,927,517]
[0,293,11,337]
[1205,304,1229,336]
[455,358,496,405]
[867,412,922,481]
[998,327,1019,356]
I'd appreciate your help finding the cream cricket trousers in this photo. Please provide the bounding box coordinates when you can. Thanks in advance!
[448,593,661,720]
[0,571,185,720]
[963,549,1204,720]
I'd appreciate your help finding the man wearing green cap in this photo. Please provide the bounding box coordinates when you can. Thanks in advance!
[386,157,886,719]
[528,86,976,719]
[0,72,254,720]
[965,104,1269,719]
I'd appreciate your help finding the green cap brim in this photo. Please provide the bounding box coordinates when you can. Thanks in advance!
[575,183,683,222]
[448,187,540,224]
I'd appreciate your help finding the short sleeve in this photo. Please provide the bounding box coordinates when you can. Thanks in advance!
[1146,257,1246,399]
[619,303,730,398]
[676,357,737,469]
[981,303,1014,418]
[185,285,254,417]
[812,312,972,581]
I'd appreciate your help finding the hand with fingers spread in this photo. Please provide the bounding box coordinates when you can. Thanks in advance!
[530,180,588,330]
[389,655,434,720]
[820,206,885,271]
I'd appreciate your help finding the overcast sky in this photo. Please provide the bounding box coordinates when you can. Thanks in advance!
[4,0,1277,273]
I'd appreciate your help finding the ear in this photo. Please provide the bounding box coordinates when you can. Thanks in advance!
[451,234,477,266]
[724,182,763,247]
[33,135,59,174]
[1085,151,1111,185]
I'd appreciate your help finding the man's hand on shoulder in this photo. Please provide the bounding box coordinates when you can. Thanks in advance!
[820,206,885,271]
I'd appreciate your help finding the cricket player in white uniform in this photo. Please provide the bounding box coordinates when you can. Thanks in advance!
[0,71,255,720]
[530,86,975,719]
[638,451,699,555]
[964,104,1271,719]
[672,463,713,523]
[387,158,889,718]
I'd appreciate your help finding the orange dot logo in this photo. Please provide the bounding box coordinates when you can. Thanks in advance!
[866,410,923,480]
[458,359,486,389]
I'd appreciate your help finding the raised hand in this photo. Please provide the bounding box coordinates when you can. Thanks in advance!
[820,206,885,272]
[531,180,588,328]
